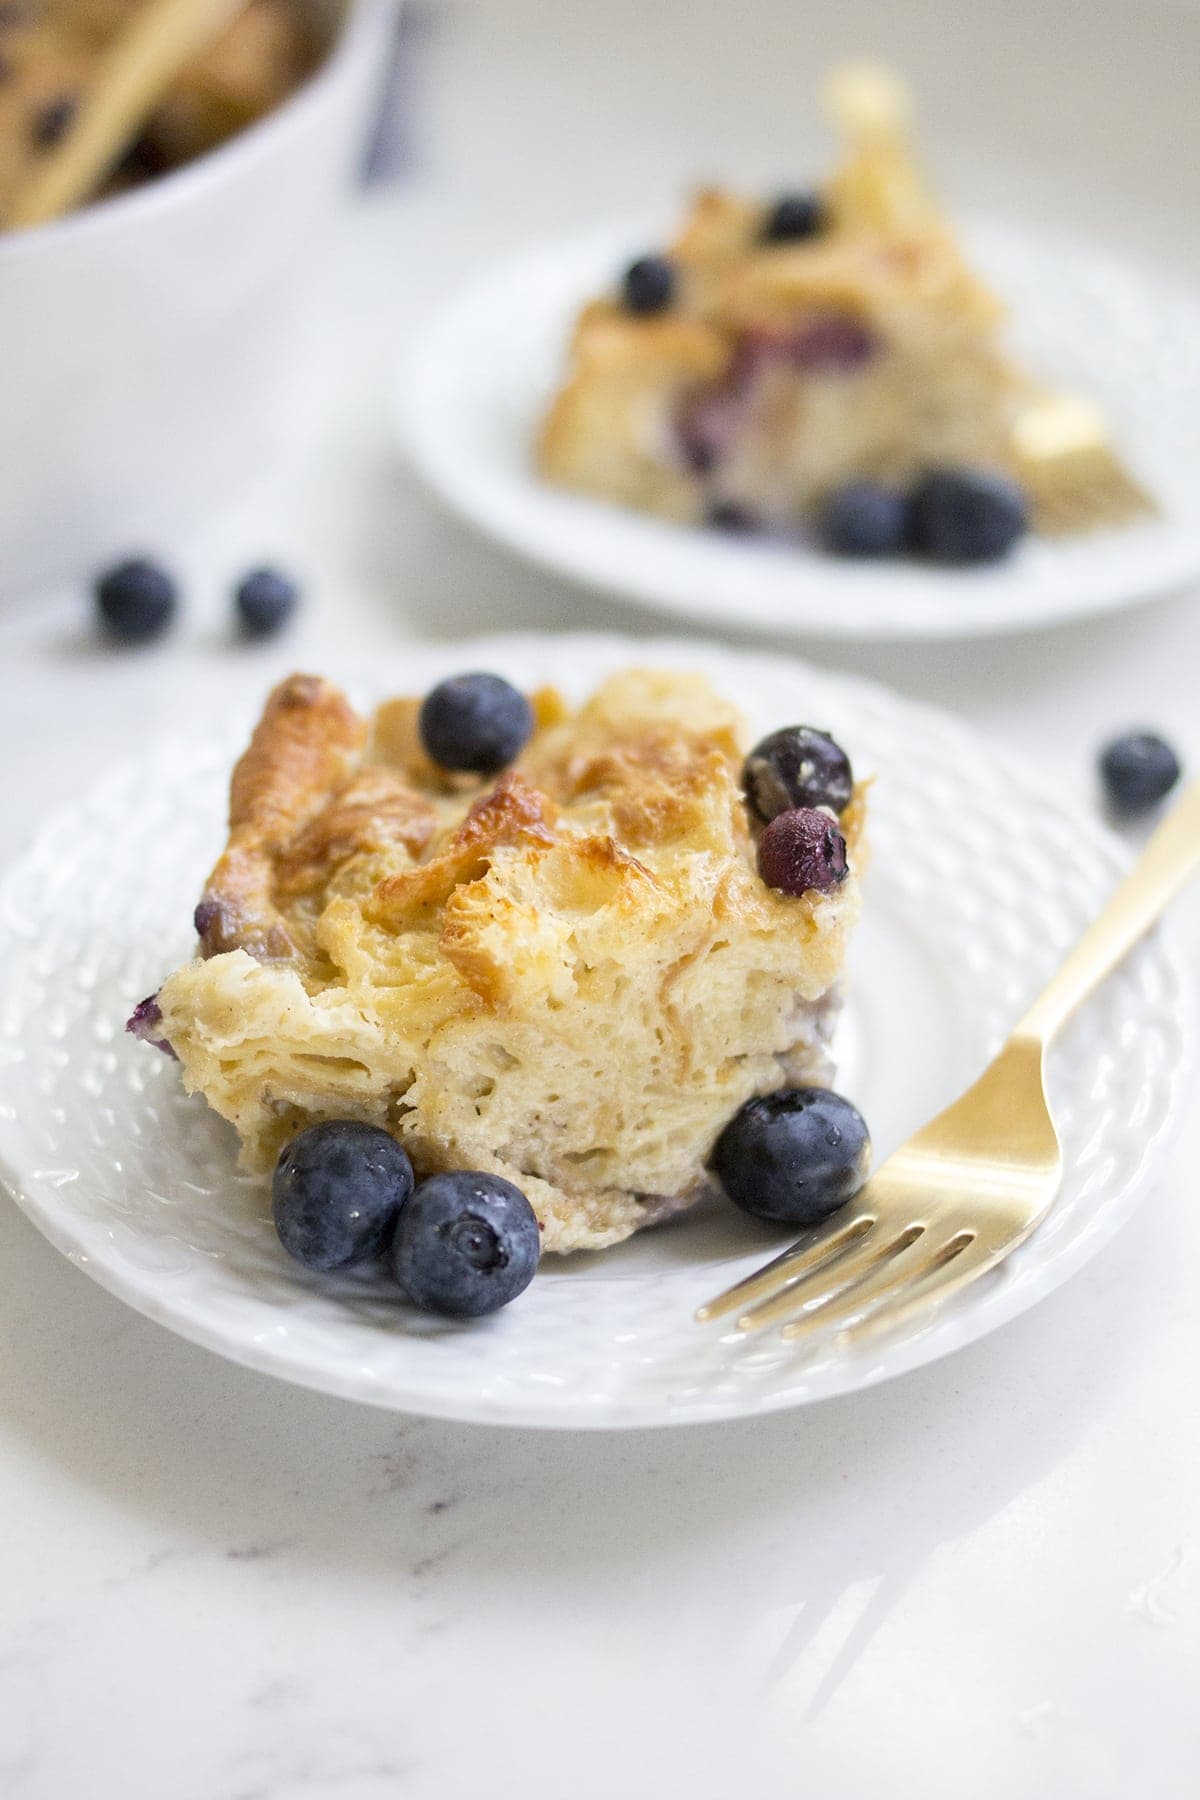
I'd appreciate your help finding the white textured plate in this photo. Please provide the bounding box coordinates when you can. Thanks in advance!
[0,634,1189,1427]
[398,219,1200,639]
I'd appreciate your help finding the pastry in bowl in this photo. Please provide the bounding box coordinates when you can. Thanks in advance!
[140,667,866,1254]
[537,62,1150,561]
[0,0,321,225]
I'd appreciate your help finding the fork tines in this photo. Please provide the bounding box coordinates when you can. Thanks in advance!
[1011,392,1157,537]
[697,1208,992,1344]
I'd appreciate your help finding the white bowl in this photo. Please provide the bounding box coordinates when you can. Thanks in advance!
[0,0,398,601]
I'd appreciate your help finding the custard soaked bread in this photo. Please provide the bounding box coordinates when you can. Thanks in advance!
[152,669,865,1253]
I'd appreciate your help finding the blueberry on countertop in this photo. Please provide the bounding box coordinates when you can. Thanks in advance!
[419,671,534,774]
[235,567,299,638]
[761,192,827,243]
[272,1121,414,1272]
[712,1087,871,1225]
[909,467,1029,565]
[1099,730,1181,817]
[621,254,675,315]
[391,1171,541,1317]
[757,807,849,896]
[95,558,178,644]
[819,481,911,558]
[744,726,854,823]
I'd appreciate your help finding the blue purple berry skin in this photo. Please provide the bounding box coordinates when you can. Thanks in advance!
[272,1121,414,1272]
[1100,731,1181,816]
[712,1087,870,1225]
[95,558,178,644]
[707,500,761,534]
[909,468,1029,564]
[125,993,176,1058]
[820,482,911,558]
[418,672,534,774]
[622,254,675,315]
[34,92,75,147]
[235,567,299,638]
[757,807,848,895]
[390,1172,541,1317]
[744,726,854,823]
[761,192,826,243]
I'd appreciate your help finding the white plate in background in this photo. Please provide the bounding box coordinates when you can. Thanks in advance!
[0,634,1188,1426]
[398,220,1200,639]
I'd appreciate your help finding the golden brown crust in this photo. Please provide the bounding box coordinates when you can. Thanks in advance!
[197,675,370,961]
[368,772,558,928]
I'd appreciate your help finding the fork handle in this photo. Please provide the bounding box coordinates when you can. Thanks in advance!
[1018,780,1200,1045]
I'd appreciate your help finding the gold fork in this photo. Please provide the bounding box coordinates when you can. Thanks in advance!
[698,778,1200,1345]
[1012,391,1156,537]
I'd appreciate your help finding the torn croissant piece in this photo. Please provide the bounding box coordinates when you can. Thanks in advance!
[152,667,866,1254]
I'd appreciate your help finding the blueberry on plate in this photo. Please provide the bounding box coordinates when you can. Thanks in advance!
[712,1087,871,1225]
[743,725,854,822]
[621,253,675,315]
[418,671,534,774]
[95,557,178,644]
[909,467,1029,565]
[1099,730,1181,817]
[272,1121,414,1272]
[758,808,849,896]
[819,481,911,558]
[235,567,299,638]
[761,191,826,243]
[391,1171,541,1318]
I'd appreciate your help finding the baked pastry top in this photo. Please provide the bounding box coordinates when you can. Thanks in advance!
[151,668,866,1253]
[0,0,319,225]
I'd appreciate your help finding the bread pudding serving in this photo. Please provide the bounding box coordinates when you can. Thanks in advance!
[136,667,867,1261]
[537,63,1150,563]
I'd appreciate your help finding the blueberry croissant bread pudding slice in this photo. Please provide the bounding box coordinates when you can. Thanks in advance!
[134,668,867,1266]
[538,62,1152,562]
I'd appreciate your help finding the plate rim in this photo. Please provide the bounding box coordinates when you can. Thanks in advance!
[0,630,1192,1428]
[396,215,1200,643]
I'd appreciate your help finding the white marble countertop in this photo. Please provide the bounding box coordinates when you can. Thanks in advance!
[3,2,1200,1795]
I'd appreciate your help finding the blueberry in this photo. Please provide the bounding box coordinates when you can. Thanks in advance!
[272,1121,414,1272]
[418,672,534,774]
[94,558,178,644]
[820,481,911,558]
[758,807,849,896]
[622,254,675,315]
[391,1171,541,1317]
[712,1087,870,1225]
[707,500,761,534]
[235,567,299,638]
[744,726,854,823]
[761,192,826,243]
[124,993,176,1059]
[34,92,76,148]
[909,468,1029,565]
[1099,730,1181,817]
